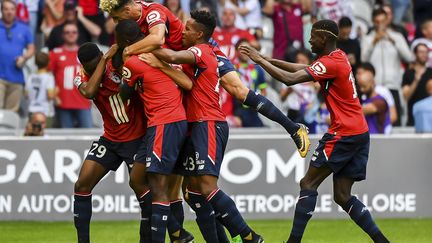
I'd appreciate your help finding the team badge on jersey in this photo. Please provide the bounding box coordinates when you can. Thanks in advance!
[146,10,161,25]
[122,67,132,82]
[188,47,202,57]
[310,61,327,75]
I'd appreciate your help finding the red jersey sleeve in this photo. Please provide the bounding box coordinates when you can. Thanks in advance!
[188,46,205,67]
[122,57,145,87]
[145,6,167,29]
[73,68,89,89]
[305,56,336,83]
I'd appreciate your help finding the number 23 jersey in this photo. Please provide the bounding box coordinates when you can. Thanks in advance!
[305,49,368,136]
[74,61,146,142]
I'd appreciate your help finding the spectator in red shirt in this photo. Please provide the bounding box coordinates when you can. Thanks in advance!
[262,0,304,60]
[49,23,92,128]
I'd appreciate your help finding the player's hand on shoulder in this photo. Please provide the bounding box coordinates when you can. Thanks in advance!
[139,53,165,68]
[104,44,119,60]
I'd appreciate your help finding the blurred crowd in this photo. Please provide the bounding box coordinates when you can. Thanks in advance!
[0,0,432,135]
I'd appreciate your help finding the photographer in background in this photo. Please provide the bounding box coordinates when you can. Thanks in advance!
[24,112,47,136]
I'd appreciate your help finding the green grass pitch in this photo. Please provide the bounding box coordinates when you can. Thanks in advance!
[0,219,431,242]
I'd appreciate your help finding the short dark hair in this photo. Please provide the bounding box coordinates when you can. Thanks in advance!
[1,0,16,11]
[372,7,387,20]
[358,62,376,76]
[312,19,339,40]
[338,16,352,28]
[115,19,143,45]
[421,18,432,30]
[35,52,49,69]
[295,48,313,62]
[190,10,216,41]
[413,43,429,54]
[78,42,101,64]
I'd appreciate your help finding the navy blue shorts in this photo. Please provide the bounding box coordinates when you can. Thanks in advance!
[135,120,187,175]
[85,136,142,171]
[175,121,229,177]
[216,55,236,77]
[310,132,370,181]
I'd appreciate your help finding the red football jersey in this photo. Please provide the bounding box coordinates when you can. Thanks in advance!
[135,1,184,51]
[182,44,226,122]
[212,26,256,62]
[49,46,91,109]
[122,56,186,127]
[305,49,368,136]
[74,61,146,142]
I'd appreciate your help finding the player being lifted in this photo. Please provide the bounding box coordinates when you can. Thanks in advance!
[99,0,310,158]
[73,43,147,243]
[239,20,390,243]
[113,19,195,243]
[146,10,264,243]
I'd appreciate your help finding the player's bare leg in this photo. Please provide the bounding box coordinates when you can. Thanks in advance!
[220,71,310,157]
[167,175,194,243]
[333,177,390,243]
[189,175,264,243]
[74,160,109,243]
[287,165,332,243]
[129,162,152,243]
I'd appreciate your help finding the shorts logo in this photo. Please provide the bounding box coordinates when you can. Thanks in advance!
[188,47,202,57]
[162,215,168,221]
[310,61,327,75]
[198,165,204,170]
[146,11,161,25]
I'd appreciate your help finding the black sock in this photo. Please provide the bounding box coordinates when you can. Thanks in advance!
[138,190,152,243]
[170,199,185,227]
[215,213,230,243]
[151,202,170,243]
[289,189,318,240]
[74,193,92,243]
[188,190,219,243]
[207,188,252,239]
[243,90,299,135]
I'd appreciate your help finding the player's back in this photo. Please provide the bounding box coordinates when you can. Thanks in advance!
[135,1,184,51]
[306,49,368,136]
[182,43,226,122]
[74,61,146,142]
[123,55,186,127]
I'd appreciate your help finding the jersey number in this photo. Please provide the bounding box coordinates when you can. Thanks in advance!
[183,156,195,171]
[349,71,358,99]
[109,93,130,124]
[89,142,106,158]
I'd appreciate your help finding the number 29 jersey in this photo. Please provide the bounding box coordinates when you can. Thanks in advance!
[305,49,368,136]
[74,61,147,142]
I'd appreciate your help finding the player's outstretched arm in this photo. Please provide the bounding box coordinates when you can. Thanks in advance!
[265,57,309,72]
[78,44,118,99]
[124,24,166,58]
[239,45,311,86]
[139,53,193,90]
[152,48,196,64]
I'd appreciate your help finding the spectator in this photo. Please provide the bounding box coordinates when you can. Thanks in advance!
[280,49,316,124]
[388,0,410,25]
[312,0,355,35]
[189,0,218,19]
[23,0,40,38]
[402,43,432,126]
[229,0,263,37]
[412,0,432,38]
[40,0,65,37]
[411,19,432,68]
[234,38,266,127]
[382,3,409,42]
[0,0,35,112]
[337,16,361,74]
[219,0,247,29]
[25,52,55,120]
[262,0,304,60]
[357,62,398,125]
[77,0,108,45]
[49,23,92,128]
[24,112,47,136]
[212,7,259,63]
[45,1,101,50]
[413,79,432,132]
[357,66,392,134]
[164,0,188,23]
[361,8,414,126]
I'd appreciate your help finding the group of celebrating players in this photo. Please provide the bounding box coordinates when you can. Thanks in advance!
[71,1,390,243]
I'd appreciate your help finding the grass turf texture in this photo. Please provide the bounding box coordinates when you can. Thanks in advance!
[0,219,430,242]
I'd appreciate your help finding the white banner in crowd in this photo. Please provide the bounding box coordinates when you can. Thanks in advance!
[0,133,431,221]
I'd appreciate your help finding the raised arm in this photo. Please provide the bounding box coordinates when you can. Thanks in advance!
[76,6,102,38]
[77,45,118,99]
[239,45,311,86]
[152,48,196,65]
[139,53,193,90]
[266,57,309,72]
[124,24,166,57]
